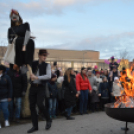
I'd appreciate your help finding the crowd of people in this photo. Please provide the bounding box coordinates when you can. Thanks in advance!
[0,9,130,133]
[0,52,122,132]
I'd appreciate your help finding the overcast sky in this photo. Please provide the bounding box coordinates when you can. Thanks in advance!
[0,0,134,60]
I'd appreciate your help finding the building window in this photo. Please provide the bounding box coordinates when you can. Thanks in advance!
[74,62,97,72]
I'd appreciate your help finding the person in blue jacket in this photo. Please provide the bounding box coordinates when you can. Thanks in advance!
[0,65,12,128]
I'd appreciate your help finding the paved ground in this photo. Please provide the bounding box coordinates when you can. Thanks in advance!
[0,111,134,134]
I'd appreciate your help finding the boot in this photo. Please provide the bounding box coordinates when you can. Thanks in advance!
[66,116,75,120]
[45,119,52,130]
[27,127,38,133]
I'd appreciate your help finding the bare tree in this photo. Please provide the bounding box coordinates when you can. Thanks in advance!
[118,49,130,70]
[119,49,130,60]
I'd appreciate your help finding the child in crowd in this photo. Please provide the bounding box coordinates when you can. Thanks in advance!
[98,76,110,110]
[111,77,123,102]
[48,74,58,118]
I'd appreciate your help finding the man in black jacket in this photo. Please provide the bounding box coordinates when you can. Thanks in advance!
[27,49,52,133]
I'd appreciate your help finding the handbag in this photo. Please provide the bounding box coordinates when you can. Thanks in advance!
[3,36,17,64]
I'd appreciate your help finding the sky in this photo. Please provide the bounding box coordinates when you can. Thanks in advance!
[0,0,134,60]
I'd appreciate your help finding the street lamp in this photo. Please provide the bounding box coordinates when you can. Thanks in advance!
[83,51,87,66]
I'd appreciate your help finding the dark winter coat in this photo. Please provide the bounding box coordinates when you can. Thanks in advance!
[99,82,110,99]
[7,69,27,98]
[48,82,58,98]
[0,74,12,100]
[64,75,77,108]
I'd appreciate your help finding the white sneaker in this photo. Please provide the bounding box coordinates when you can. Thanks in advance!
[5,120,10,127]
[0,124,1,128]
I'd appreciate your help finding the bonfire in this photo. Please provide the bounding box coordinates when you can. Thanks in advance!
[114,68,134,108]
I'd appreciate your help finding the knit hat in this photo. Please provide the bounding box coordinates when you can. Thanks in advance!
[94,65,98,69]
[96,71,100,75]
[114,77,119,81]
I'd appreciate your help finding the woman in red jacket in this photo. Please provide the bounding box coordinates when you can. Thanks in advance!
[76,67,92,115]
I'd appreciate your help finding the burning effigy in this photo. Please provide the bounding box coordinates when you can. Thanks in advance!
[4,9,35,74]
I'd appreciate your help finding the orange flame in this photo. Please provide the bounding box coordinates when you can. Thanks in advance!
[122,68,134,97]
[114,67,134,108]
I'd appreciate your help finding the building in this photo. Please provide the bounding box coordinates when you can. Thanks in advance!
[0,46,108,72]
[34,48,108,72]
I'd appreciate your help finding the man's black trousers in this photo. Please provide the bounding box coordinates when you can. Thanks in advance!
[29,85,50,128]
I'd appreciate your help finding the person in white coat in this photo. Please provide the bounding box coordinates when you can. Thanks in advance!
[111,77,123,102]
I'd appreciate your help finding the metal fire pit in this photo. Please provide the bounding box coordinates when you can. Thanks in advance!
[105,103,134,132]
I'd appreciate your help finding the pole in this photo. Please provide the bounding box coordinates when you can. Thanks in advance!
[83,53,84,66]
[83,51,87,66]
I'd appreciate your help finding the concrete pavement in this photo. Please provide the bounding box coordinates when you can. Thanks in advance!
[0,111,134,134]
